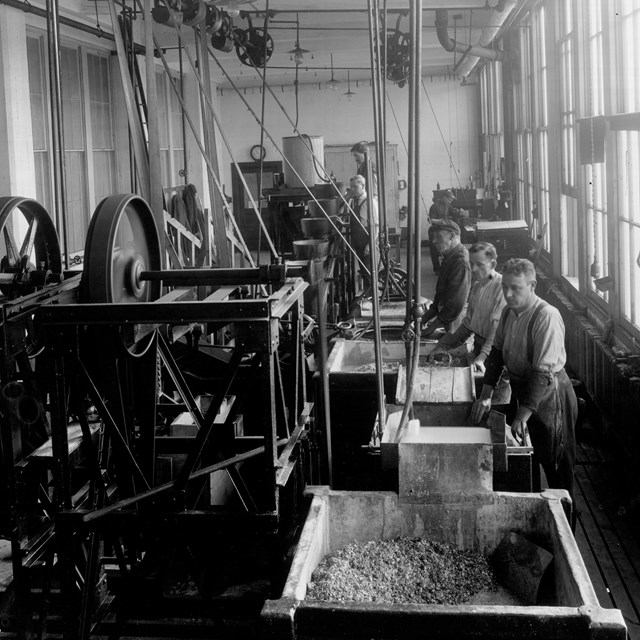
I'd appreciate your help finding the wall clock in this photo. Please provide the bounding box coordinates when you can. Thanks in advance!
[250,144,266,161]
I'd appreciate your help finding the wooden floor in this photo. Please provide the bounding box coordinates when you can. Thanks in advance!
[574,422,640,640]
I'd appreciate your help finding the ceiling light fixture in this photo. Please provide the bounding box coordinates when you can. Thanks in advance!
[224,0,240,18]
[344,70,356,102]
[325,53,340,91]
[288,13,309,66]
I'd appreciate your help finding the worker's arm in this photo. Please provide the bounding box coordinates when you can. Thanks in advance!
[518,306,566,412]
[433,320,473,353]
[474,286,507,372]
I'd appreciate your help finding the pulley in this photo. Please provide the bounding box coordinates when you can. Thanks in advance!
[234,14,273,68]
[151,0,183,27]
[81,195,162,304]
[382,14,410,88]
[205,4,223,35]
[182,0,207,27]
[211,12,234,52]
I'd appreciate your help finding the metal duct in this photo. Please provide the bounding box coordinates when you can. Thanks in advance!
[435,2,517,78]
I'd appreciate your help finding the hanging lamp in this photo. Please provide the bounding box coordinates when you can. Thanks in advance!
[344,70,356,101]
[325,53,340,90]
[287,13,309,66]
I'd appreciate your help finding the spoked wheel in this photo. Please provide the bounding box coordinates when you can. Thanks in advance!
[377,265,412,300]
[0,197,62,298]
[82,195,162,355]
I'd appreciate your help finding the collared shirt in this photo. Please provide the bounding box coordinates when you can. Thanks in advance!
[450,272,506,356]
[350,192,379,226]
[493,295,566,379]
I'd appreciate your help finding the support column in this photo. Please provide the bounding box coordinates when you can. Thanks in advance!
[0,6,37,197]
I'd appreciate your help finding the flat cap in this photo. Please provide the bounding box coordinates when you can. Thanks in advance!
[433,219,461,235]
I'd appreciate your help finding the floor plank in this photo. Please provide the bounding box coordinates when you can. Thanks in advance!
[575,463,640,639]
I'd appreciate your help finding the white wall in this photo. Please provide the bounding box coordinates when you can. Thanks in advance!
[215,74,480,237]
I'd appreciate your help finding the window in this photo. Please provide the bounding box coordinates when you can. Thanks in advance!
[26,34,117,255]
[556,0,579,284]
[582,0,609,302]
[479,61,504,193]
[87,53,116,206]
[618,131,640,328]
[27,36,52,210]
[617,0,640,330]
[514,22,534,228]
[531,6,550,250]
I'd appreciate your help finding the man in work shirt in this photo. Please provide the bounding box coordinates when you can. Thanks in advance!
[347,174,378,293]
[469,258,578,517]
[430,242,510,404]
[421,220,471,335]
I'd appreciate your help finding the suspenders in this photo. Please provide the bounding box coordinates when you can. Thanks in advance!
[498,300,549,364]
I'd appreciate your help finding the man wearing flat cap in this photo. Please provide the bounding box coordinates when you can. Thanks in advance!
[428,190,461,274]
[421,219,471,336]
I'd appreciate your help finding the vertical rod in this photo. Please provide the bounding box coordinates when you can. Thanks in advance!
[397,0,422,443]
[313,259,332,486]
[412,0,422,299]
[178,43,188,184]
[369,0,387,234]
[46,0,69,270]
[143,0,163,237]
[405,4,416,323]
[366,0,386,440]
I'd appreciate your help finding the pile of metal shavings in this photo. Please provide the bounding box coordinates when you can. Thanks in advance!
[352,355,466,373]
[352,361,400,373]
[306,537,498,605]
[427,354,469,367]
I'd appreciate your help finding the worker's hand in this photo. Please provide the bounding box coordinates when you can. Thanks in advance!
[422,321,437,337]
[469,398,491,424]
[472,354,486,374]
[511,417,530,446]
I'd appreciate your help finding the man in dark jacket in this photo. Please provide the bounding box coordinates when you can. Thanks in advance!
[428,190,461,273]
[421,220,471,335]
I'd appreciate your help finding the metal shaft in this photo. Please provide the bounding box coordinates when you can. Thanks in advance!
[139,265,304,285]
[366,0,386,440]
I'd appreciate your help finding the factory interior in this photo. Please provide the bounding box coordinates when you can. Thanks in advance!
[0,0,640,637]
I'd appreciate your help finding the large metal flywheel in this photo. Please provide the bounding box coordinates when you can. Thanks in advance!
[81,194,162,304]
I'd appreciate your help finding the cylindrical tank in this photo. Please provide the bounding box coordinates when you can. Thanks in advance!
[282,135,325,188]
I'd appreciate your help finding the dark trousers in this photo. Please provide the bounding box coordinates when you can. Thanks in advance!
[352,222,372,291]
[508,369,578,527]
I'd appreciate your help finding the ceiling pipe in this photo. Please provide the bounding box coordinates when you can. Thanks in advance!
[456,0,520,78]
[435,8,504,65]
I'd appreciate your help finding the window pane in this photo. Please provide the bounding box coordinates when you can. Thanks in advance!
[560,194,579,287]
[27,35,52,210]
[87,52,115,204]
[620,0,640,112]
[619,130,640,327]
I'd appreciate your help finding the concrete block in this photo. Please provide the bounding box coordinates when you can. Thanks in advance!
[398,427,493,502]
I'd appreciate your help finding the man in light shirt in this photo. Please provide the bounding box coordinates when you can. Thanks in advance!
[470,258,578,521]
[431,242,510,403]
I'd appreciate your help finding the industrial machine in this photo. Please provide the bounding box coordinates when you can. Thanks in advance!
[0,194,316,638]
